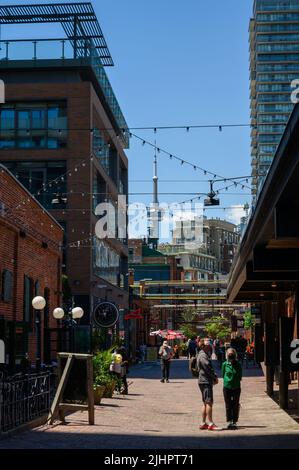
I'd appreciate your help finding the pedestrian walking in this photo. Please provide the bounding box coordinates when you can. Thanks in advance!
[117,346,129,395]
[197,338,220,431]
[222,348,242,430]
[159,340,173,383]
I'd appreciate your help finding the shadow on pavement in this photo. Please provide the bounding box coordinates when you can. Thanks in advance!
[1,430,299,449]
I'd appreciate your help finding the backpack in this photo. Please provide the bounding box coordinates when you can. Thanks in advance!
[189,355,199,377]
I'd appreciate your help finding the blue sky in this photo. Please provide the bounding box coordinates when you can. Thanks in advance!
[1,0,254,231]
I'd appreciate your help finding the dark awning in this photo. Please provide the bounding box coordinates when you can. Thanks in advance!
[227,102,299,303]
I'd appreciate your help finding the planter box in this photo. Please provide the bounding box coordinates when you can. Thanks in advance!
[94,385,106,405]
[103,381,117,398]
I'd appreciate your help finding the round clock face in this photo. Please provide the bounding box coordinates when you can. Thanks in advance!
[93,302,119,328]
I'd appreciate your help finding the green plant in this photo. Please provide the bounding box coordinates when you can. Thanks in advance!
[93,348,125,394]
[204,316,231,341]
[178,309,198,338]
[244,310,254,330]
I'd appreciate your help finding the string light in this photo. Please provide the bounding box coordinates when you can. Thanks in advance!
[131,133,251,191]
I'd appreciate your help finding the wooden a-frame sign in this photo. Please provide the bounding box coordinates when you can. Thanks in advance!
[48,353,94,425]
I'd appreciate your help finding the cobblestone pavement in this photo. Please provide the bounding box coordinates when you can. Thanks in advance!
[1,358,299,449]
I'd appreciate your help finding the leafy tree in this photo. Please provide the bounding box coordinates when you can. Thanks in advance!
[244,310,254,330]
[178,308,198,338]
[204,316,231,341]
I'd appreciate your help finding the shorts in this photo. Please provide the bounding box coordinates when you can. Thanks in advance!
[199,383,213,404]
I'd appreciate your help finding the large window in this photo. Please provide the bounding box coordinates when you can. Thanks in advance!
[2,161,67,210]
[92,128,118,184]
[93,238,121,286]
[0,102,67,149]
[23,275,34,328]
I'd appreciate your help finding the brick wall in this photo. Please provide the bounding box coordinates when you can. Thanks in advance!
[0,166,63,365]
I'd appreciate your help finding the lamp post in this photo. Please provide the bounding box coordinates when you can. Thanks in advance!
[53,306,84,353]
[32,296,84,355]
[32,296,47,370]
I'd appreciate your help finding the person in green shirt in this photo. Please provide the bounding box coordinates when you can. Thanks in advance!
[221,348,242,430]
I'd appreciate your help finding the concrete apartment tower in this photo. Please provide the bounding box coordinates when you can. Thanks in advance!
[250,0,299,199]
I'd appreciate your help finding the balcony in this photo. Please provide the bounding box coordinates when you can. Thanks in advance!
[0,38,130,148]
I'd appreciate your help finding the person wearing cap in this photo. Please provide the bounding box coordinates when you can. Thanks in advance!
[197,338,220,431]
[159,340,173,383]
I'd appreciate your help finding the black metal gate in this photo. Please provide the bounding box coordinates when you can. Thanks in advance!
[0,371,55,433]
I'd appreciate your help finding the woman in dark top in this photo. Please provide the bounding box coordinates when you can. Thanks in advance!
[222,348,242,430]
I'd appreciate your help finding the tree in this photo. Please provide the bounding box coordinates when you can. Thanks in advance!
[178,308,198,338]
[204,316,231,341]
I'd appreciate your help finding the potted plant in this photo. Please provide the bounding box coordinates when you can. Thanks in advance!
[93,349,118,400]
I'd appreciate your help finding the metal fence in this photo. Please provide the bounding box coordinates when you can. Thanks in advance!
[0,371,55,433]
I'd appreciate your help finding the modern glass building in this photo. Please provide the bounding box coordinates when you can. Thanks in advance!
[250,0,299,198]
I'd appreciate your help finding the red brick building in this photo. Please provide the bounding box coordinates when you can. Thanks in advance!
[0,164,63,372]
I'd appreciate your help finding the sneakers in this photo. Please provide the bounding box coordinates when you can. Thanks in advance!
[160,379,165,383]
[208,423,221,431]
[166,379,170,383]
[199,423,209,430]
[226,422,238,430]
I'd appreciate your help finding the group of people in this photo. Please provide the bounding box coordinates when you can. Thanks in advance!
[197,338,242,431]
[159,337,243,430]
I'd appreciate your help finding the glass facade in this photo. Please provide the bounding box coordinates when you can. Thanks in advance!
[250,0,299,198]
[0,102,67,149]
[2,161,67,209]
[93,237,122,286]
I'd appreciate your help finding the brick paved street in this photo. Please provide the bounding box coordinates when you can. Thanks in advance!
[1,358,299,449]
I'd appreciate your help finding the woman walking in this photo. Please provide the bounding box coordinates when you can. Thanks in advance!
[222,348,242,430]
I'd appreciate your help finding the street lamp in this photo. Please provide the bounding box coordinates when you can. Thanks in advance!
[53,305,84,352]
[32,296,84,353]
[32,296,47,369]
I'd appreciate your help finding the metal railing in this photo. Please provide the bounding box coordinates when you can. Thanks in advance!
[0,38,130,148]
[0,371,55,433]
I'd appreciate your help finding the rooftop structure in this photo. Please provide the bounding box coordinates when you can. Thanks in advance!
[0,2,129,147]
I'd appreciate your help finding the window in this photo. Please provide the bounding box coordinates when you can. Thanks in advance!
[0,102,67,149]
[2,161,67,210]
[23,276,34,327]
[1,270,13,303]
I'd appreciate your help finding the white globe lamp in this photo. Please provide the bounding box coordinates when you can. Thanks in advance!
[32,296,46,311]
[72,307,84,319]
[53,308,65,320]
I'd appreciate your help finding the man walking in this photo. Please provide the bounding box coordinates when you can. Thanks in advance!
[159,340,173,383]
[197,338,220,431]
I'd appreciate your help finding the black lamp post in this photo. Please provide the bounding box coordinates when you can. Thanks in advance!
[53,306,84,353]
[32,296,84,355]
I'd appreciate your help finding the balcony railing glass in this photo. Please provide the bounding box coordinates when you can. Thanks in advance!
[0,38,129,148]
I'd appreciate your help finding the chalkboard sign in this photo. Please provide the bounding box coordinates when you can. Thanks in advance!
[48,353,94,425]
[60,355,89,403]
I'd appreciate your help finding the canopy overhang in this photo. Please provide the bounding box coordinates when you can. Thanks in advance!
[227,103,299,304]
